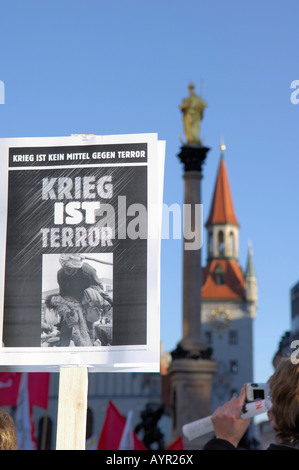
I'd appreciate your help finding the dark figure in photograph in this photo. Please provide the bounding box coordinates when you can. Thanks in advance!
[43,254,113,347]
[44,294,92,347]
[58,254,107,302]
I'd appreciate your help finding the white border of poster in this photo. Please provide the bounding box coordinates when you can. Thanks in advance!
[0,133,165,372]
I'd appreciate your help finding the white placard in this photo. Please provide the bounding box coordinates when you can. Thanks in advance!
[0,133,165,372]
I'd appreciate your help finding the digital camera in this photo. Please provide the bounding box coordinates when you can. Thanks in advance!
[245,383,269,402]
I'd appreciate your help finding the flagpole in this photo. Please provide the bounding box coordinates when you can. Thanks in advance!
[56,366,88,450]
[119,410,134,450]
[40,410,48,450]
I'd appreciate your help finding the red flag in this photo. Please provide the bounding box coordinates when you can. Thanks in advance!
[0,373,22,407]
[0,372,50,409]
[14,373,50,450]
[27,373,50,409]
[166,436,184,450]
[97,401,146,450]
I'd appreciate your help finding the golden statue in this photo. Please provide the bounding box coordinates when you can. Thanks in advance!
[180,83,207,146]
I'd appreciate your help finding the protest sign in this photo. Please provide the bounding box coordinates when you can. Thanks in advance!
[0,133,165,372]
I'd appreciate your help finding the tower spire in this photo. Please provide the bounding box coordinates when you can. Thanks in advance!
[205,147,239,228]
[245,241,256,277]
[244,241,258,310]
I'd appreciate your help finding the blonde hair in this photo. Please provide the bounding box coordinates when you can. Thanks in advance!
[0,410,17,450]
[270,358,299,443]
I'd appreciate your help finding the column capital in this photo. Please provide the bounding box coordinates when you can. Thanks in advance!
[178,145,210,173]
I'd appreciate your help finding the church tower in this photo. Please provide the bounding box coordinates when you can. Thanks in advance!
[201,146,258,411]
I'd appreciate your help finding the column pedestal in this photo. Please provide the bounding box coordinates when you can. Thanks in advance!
[168,358,217,449]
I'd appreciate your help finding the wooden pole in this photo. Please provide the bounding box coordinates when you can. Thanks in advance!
[56,366,88,450]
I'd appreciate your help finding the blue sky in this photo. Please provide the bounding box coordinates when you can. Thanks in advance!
[0,0,299,384]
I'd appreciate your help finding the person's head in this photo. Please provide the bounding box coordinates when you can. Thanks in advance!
[85,306,101,323]
[0,410,17,450]
[45,294,63,309]
[59,254,83,275]
[269,357,299,443]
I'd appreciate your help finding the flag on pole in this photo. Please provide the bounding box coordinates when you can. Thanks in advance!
[15,373,38,450]
[2,372,51,450]
[0,372,50,409]
[27,373,50,409]
[0,373,22,407]
[119,409,134,450]
[97,401,146,450]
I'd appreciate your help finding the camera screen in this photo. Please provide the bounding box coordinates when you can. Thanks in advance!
[253,389,265,400]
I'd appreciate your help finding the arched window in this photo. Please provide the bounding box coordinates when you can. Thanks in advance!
[218,230,225,256]
[230,360,238,374]
[208,231,213,254]
[229,231,235,255]
[214,263,225,285]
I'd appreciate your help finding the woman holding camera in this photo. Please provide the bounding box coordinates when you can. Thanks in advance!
[204,358,299,450]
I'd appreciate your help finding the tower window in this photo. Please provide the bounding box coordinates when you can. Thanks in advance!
[205,330,212,345]
[208,232,213,253]
[214,264,225,285]
[218,230,225,256]
[230,360,238,374]
[229,231,235,255]
[229,330,238,345]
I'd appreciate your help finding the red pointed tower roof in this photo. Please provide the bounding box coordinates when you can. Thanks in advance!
[206,156,239,227]
[202,151,244,300]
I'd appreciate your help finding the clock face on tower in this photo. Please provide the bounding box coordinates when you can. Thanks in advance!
[208,306,231,331]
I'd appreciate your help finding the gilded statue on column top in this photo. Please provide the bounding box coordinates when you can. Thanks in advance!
[180,83,207,146]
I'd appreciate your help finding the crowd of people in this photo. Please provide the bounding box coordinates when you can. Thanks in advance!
[1,356,298,450]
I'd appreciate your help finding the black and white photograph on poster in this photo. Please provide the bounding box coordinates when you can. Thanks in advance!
[41,253,113,348]
[0,134,165,372]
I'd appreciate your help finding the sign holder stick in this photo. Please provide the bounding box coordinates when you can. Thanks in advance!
[56,366,88,450]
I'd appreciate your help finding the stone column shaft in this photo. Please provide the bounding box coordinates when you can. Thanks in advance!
[180,172,205,351]
[177,145,209,352]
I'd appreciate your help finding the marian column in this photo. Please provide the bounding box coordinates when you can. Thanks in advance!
[168,84,217,450]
